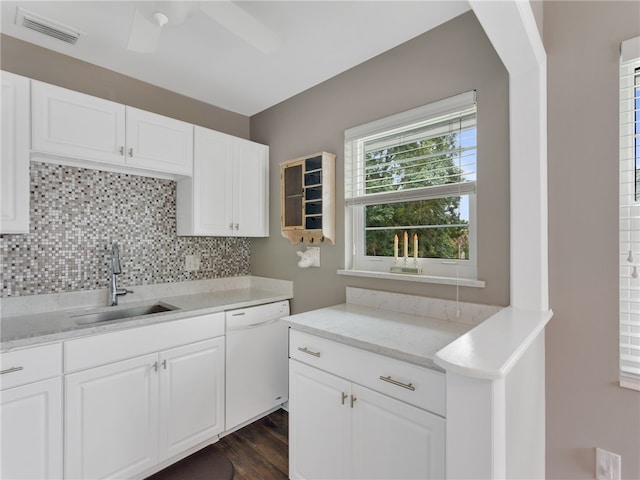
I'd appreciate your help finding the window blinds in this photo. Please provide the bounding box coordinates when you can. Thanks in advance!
[345,91,476,207]
[619,36,640,390]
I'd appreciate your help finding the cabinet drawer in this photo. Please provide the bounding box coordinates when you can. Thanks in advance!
[290,329,445,416]
[0,343,62,390]
[65,313,224,373]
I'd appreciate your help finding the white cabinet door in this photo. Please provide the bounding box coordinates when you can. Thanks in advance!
[177,126,268,237]
[178,126,234,236]
[351,384,445,480]
[158,337,225,461]
[289,360,351,480]
[126,106,193,176]
[234,138,269,237]
[1,377,63,479]
[65,353,159,480]
[31,80,126,164]
[1,71,30,233]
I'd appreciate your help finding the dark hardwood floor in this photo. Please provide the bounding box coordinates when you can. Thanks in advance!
[147,409,289,480]
[217,409,289,480]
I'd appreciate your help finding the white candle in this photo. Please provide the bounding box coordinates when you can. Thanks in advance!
[414,234,418,261]
[394,234,398,261]
[403,231,408,258]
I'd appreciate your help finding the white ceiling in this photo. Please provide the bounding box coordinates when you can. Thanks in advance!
[0,1,470,116]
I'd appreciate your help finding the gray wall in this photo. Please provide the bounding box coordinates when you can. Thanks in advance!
[544,2,640,478]
[250,11,511,314]
[0,34,250,139]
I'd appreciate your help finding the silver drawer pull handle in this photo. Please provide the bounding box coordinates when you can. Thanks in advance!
[379,375,415,391]
[1,366,24,375]
[298,346,320,357]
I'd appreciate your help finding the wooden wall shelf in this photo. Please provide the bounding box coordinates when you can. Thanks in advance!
[280,151,335,245]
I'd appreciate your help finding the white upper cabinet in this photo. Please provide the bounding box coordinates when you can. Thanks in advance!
[233,135,269,237]
[31,80,126,164]
[31,81,193,176]
[1,71,30,233]
[125,107,193,176]
[177,126,268,237]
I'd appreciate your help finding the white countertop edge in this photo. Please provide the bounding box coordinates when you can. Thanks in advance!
[433,307,553,380]
[337,269,485,288]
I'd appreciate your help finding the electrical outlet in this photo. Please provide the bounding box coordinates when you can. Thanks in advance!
[596,448,621,480]
[185,254,200,272]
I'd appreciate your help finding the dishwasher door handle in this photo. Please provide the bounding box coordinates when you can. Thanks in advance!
[227,317,281,331]
[247,318,281,328]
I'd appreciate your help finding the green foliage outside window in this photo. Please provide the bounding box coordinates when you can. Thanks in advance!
[363,133,470,259]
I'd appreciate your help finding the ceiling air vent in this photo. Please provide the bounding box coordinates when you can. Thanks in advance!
[16,8,81,45]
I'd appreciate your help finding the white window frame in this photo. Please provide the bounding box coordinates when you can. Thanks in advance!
[619,36,640,391]
[344,91,478,280]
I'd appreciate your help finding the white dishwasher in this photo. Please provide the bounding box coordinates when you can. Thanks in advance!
[225,300,290,432]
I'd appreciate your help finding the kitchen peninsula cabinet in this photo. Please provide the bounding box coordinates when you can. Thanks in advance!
[289,329,445,480]
[31,80,193,176]
[0,343,63,479]
[64,314,225,479]
[1,71,30,233]
[177,126,268,237]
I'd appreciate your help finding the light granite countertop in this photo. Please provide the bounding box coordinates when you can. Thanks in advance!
[1,276,292,351]
[284,302,473,372]
[283,287,502,373]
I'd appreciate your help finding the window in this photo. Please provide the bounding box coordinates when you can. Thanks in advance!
[619,36,640,391]
[344,91,477,280]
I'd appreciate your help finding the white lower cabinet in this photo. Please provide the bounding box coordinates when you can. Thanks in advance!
[64,314,225,479]
[1,377,63,479]
[0,343,63,480]
[159,339,225,460]
[289,330,445,480]
[351,382,445,479]
[65,353,160,479]
[289,361,351,479]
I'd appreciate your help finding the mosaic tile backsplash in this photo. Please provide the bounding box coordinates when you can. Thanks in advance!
[1,162,251,297]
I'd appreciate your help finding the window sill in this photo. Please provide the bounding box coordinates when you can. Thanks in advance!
[337,269,485,288]
[619,376,640,392]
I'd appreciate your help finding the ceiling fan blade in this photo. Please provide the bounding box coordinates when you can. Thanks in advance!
[199,1,281,55]
[127,7,162,53]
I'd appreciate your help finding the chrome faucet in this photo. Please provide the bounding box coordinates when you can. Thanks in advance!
[109,243,133,306]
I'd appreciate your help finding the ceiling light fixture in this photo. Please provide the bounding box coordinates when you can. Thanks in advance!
[152,12,169,28]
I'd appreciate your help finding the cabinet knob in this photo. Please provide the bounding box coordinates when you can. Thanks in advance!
[350,395,357,408]
[229,223,234,230]
[119,146,124,156]
[128,148,133,157]
[341,392,348,405]
[234,224,239,230]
